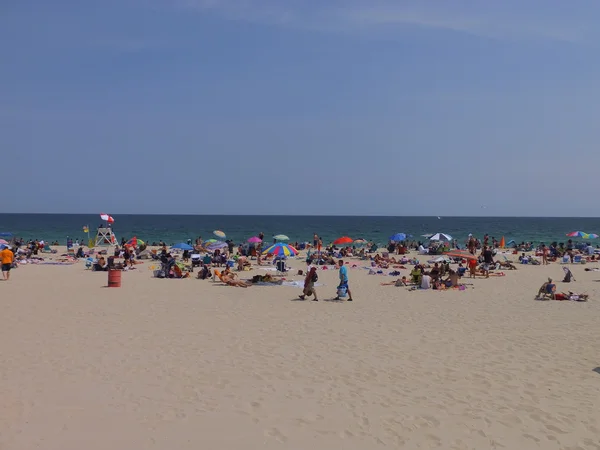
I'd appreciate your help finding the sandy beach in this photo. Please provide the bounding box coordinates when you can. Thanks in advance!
[2,249,600,450]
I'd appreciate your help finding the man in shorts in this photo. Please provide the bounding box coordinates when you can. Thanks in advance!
[1,245,14,281]
[334,259,353,301]
[482,246,494,278]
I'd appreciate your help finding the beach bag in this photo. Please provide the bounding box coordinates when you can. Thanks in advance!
[337,285,348,298]
[311,272,318,283]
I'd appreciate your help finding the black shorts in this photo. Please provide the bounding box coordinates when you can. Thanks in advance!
[2,263,11,272]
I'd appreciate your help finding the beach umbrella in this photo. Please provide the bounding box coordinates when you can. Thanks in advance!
[584,233,598,239]
[247,236,262,243]
[429,233,452,241]
[207,242,227,251]
[262,243,298,256]
[204,239,219,244]
[213,230,226,239]
[0,239,8,245]
[332,236,353,245]
[353,238,367,245]
[444,251,478,260]
[100,213,115,223]
[0,232,12,238]
[389,233,409,242]
[499,236,505,248]
[566,231,587,238]
[126,237,145,247]
[273,234,289,241]
[172,243,193,251]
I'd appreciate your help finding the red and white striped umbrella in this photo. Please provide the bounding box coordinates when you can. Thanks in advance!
[100,213,115,223]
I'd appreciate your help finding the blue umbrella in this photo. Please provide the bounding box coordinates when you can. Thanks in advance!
[0,232,12,238]
[389,233,410,241]
[172,243,193,251]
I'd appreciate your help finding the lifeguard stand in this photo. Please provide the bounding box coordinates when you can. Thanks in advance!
[95,227,117,247]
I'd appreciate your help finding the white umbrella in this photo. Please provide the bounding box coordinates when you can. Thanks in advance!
[429,233,453,241]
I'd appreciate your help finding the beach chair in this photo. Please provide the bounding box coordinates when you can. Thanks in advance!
[573,255,582,264]
[275,259,288,276]
[561,255,570,264]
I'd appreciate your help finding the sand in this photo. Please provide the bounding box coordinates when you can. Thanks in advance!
[2,248,600,449]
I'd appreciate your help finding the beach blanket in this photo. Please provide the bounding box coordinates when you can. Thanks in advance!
[40,262,76,265]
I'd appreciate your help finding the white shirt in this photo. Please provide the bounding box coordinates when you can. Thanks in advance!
[421,274,431,289]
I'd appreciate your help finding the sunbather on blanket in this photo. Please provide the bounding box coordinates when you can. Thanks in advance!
[216,269,250,287]
[496,260,517,270]
[554,292,588,301]
[381,276,409,287]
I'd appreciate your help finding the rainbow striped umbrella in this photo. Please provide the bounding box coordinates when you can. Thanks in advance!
[584,233,598,239]
[213,230,226,239]
[566,231,587,238]
[262,243,298,256]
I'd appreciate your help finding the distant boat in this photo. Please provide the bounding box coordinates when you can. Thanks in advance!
[437,216,441,220]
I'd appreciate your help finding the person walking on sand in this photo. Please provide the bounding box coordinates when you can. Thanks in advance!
[299,266,319,301]
[334,259,353,301]
[1,245,14,281]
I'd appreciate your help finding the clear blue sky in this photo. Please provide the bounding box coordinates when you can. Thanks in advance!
[2,0,599,216]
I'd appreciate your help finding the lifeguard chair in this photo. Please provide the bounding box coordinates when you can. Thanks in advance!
[95,227,117,247]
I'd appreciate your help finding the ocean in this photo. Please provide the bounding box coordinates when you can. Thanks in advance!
[1,214,599,246]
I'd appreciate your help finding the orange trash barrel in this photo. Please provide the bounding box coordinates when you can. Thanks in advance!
[108,269,121,287]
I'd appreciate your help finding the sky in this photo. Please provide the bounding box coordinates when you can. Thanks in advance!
[1,0,600,216]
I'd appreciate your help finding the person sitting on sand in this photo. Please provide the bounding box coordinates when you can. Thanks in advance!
[196,263,211,280]
[429,263,440,281]
[237,256,251,271]
[420,273,431,290]
[444,269,460,288]
[172,264,190,279]
[93,256,108,271]
[536,278,556,299]
[410,266,422,285]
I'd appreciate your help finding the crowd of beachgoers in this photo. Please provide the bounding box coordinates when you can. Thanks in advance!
[2,230,597,302]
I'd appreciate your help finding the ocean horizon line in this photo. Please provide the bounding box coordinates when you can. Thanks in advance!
[2,212,600,219]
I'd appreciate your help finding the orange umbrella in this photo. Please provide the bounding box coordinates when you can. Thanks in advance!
[333,236,353,245]
[499,236,505,248]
